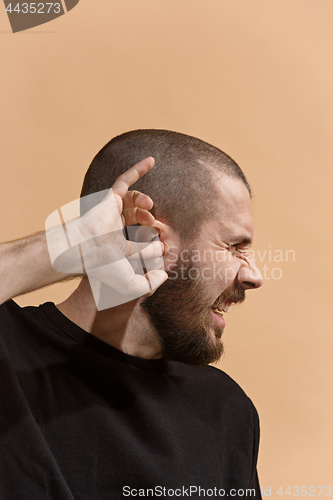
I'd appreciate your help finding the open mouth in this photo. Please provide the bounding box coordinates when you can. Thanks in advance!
[211,298,232,317]
[210,288,244,329]
[209,298,231,330]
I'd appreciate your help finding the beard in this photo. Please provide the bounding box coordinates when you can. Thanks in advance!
[141,258,245,366]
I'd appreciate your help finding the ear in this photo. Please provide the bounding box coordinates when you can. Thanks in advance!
[152,220,182,272]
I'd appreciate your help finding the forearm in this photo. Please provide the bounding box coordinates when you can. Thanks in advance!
[0,231,77,305]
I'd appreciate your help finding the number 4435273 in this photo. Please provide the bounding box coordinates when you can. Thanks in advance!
[277,486,331,496]
[6,3,61,14]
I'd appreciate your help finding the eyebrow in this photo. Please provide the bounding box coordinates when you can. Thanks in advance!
[231,235,253,245]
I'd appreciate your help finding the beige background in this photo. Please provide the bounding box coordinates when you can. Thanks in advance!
[1,0,332,495]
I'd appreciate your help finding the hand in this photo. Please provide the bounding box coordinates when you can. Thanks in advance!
[46,157,168,310]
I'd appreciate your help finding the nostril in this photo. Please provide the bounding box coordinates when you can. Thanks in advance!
[242,281,256,287]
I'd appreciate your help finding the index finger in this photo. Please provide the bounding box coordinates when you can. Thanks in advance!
[111,157,155,199]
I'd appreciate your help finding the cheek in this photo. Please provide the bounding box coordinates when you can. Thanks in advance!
[218,261,239,288]
[200,260,239,290]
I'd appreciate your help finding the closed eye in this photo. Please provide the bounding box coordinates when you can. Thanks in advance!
[230,243,246,250]
[230,236,252,250]
[229,244,241,255]
[229,242,251,256]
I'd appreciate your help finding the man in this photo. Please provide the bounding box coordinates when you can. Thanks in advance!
[0,130,263,499]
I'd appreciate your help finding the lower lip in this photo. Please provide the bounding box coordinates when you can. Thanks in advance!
[210,309,226,329]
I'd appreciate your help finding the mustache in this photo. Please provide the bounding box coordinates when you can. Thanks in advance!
[215,283,245,306]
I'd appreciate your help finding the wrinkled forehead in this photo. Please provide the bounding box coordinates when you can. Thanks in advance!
[209,174,254,240]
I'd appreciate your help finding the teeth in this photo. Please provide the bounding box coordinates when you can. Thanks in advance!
[216,301,225,312]
[212,297,220,308]
[213,299,234,314]
[213,301,231,314]
[213,300,225,316]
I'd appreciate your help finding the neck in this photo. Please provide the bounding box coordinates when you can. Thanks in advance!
[56,278,163,360]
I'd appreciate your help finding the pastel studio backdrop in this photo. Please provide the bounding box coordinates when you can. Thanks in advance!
[1,0,332,494]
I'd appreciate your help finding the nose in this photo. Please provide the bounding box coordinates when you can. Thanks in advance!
[237,261,263,291]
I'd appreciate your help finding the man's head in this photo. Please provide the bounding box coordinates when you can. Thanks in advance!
[80,130,262,365]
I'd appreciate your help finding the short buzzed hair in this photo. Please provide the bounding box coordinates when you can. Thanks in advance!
[80,129,251,241]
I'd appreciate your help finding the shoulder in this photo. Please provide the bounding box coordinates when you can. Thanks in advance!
[0,300,64,358]
[168,361,259,424]
[170,360,252,398]
[166,361,260,478]
[0,299,44,330]
[0,299,23,330]
[0,298,18,315]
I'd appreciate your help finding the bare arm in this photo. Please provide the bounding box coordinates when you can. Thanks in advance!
[0,231,77,305]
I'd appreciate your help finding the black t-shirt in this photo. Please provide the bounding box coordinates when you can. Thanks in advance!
[0,300,261,500]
